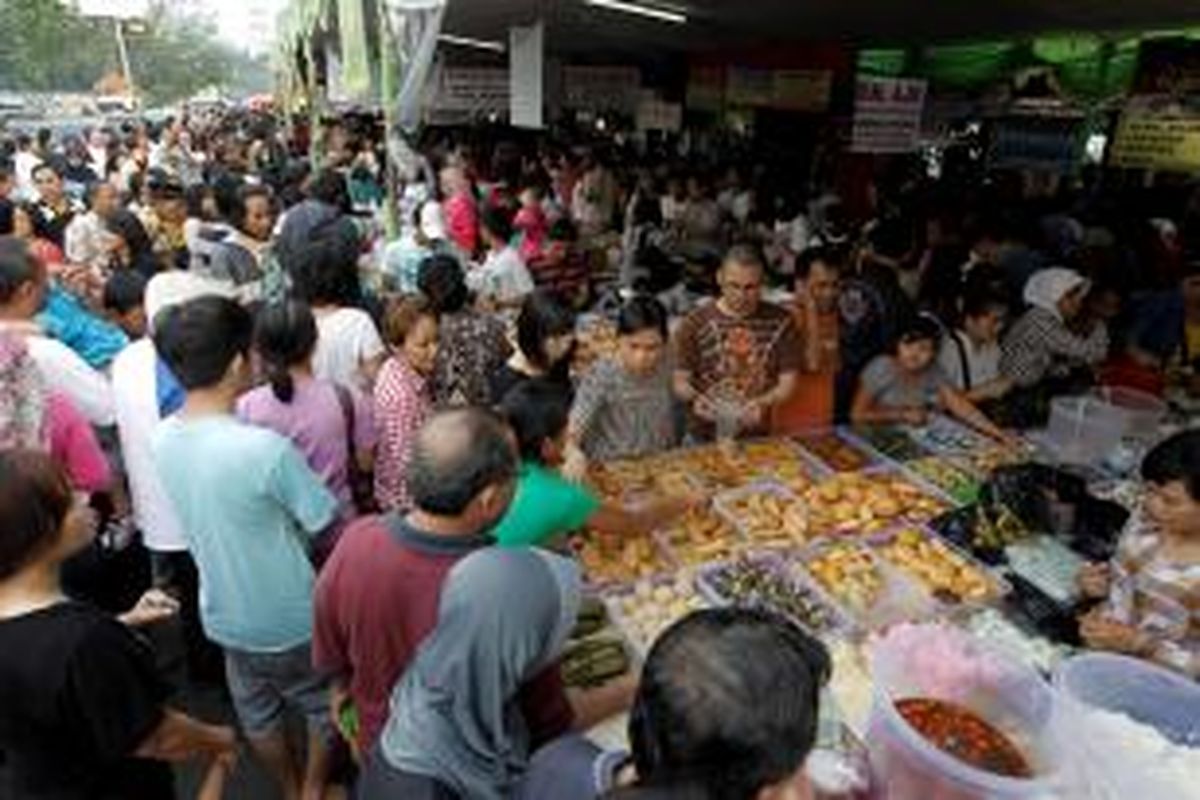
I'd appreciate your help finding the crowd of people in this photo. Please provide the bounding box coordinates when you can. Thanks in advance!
[0,108,1198,799]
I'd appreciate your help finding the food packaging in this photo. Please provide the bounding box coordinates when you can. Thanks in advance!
[793,542,938,631]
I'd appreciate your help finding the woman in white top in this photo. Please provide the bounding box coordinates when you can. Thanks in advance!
[937,290,1013,404]
[468,206,533,309]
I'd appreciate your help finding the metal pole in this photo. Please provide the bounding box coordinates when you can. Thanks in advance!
[113,18,136,103]
[378,0,398,240]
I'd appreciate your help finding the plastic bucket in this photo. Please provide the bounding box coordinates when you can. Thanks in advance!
[866,624,1064,799]
[1044,396,1123,465]
[1087,386,1166,441]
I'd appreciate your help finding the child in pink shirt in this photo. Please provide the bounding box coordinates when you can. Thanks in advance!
[514,185,549,264]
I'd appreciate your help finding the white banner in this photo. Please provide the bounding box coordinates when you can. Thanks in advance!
[509,22,544,130]
[851,76,927,154]
[428,65,509,123]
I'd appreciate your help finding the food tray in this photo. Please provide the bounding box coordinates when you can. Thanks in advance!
[734,438,821,493]
[587,455,702,503]
[792,541,938,631]
[1003,536,1085,606]
[868,524,1009,608]
[842,425,931,463]
[601,572,707,659]
[906,414,992,455]
[797,467,951,540]
[792,428,881,475]
[696,554,854,639]
[571,530,677,589]
[712,481,810,550]
[654,506,747,567]
[901,456,981,507]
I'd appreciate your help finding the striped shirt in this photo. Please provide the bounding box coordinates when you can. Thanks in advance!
[570,358,677,462]
[1000,307,1108,389]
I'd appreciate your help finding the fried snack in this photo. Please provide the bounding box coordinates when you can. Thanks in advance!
[876,527,995,603]
[802,473,948,535]
[738,440,814,491]
[575,532,669,585]
[906,457,980,505]
[658,508,744,566]
[797,433,872,472]
[806,544,884,610]
[706,558,840,634]
[721,489,809,548]
[587,457,695,501]
[613,575,705,651]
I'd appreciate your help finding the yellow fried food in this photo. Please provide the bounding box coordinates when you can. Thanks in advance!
[659,509,744,566]
[722,489,809,547]
[803,473,949,535]
[877,527,995,602]
[807,544,884,609]
[576,533,667,584]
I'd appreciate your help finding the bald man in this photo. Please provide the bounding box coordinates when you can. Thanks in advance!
[312,408,529,755]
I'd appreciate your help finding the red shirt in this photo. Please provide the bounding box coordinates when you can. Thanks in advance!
[312,514,573,753]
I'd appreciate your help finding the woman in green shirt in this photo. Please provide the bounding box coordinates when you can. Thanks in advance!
[491,380,696,547]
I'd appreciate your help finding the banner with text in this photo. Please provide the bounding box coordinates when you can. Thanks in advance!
[1110,113,1200,172]
[428,66,509,124]
[850,76,927,153]
[988,116,1084,174]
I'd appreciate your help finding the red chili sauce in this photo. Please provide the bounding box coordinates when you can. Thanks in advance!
[896,697,1033,779]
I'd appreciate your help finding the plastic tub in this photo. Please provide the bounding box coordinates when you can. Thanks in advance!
[794,541,937,631]
[1044,395,1124,465]
[1054,652,1200,747]
[1088,386,1167,441]
[867,624,1065,799]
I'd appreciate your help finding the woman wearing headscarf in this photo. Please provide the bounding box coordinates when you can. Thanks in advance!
[1000,267,1109,426]
[360,548,619,800]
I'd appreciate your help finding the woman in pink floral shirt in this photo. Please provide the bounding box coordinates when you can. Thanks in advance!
[373,297,439,511]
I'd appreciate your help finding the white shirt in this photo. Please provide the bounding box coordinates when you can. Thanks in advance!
[111,339,187,552]
[13,151,42,201]
[468,246,534,305]
[26,335,115,426]
[938,331,1001,392]
[312,307,386,392]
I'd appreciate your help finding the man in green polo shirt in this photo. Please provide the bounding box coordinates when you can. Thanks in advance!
[491,380,695,547]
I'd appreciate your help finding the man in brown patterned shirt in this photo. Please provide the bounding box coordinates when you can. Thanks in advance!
[672,246,800,441]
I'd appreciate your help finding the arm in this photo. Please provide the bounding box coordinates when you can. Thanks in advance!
[134,708,236,763]
[1044,315,1110,364]
[938,385,1009,443]
[850,378,923,426]
[586,495,696,537]
[964,376,1014,404]
[567,673,638,731]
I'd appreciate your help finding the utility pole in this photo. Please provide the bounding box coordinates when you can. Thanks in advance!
[113,17,137,106]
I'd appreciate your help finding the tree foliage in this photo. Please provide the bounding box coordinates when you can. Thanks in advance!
[0,0,270,104]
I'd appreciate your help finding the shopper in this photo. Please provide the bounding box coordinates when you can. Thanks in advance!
[1000,267,1108,425]
[1078,430,1200,678]
[567,295,677,470]
[201,184,277,287]
[0,449,236,799]
[360,548,617,800]
[64,181,119,274]
[440,165,478,258]
[469,205,535,308]
[673,245,800,440]
[490,290,576,402]
[30,163,81,249]
[611,607,830,799]
[773,246,843,432]
[938,289,1013,404]
[238,300,376,529]
[152,295,340,800]
[102,269,148,339]
[852,315,1010,443]
[491,380,695,548]
[373,296,438,512]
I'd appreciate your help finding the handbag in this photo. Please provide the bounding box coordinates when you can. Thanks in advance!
[333,384,380,515]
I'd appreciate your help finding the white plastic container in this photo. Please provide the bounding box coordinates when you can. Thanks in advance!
[866,624,1065,799]
[1044,395,1123,465]
[1087,386,1167,441]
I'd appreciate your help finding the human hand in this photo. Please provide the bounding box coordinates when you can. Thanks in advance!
[119,588,180,627]
[1079,612,1145,655]
[562,446,589,484]
[739,401,764,429]
[693,396,717,422]
[901,407,928,427]
[1077,563,1111,600]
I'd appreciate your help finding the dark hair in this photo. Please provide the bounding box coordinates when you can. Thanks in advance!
[0,199,12,236]
[618,295,668,339]
[482,205,514,244]
[418,254,469,314]
[102,270,147,315]
[104,210,155,273]
[290,221,362,306]
[795,246,842,281]
[498,379,571,464]
[153,295,253,390]
[185,183,214,219]
[232,185,273,234]
[31,162,60,182]
[894,314,943,350]
[0,236,40,304]
[407,408,517,515]
[548,217,578,243]
[308,168,351,212]
[961,290,1009,322]
[624,608,830,800]
[253,300,318,403]
[0,450,74,580]
[1141,430,1200,501]
[722,244,764,272]
[516,290,574,372]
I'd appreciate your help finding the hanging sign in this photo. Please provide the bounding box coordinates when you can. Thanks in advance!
[428,66,509,123]
[1109,113,1200,172]
[850,76,927,153]
[989,116,1084,174]
[770,69,832,112]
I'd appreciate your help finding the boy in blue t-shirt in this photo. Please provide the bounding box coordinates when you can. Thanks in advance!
[151,295,338,800]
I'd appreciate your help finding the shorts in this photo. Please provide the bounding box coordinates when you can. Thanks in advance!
[224,642,333,739]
